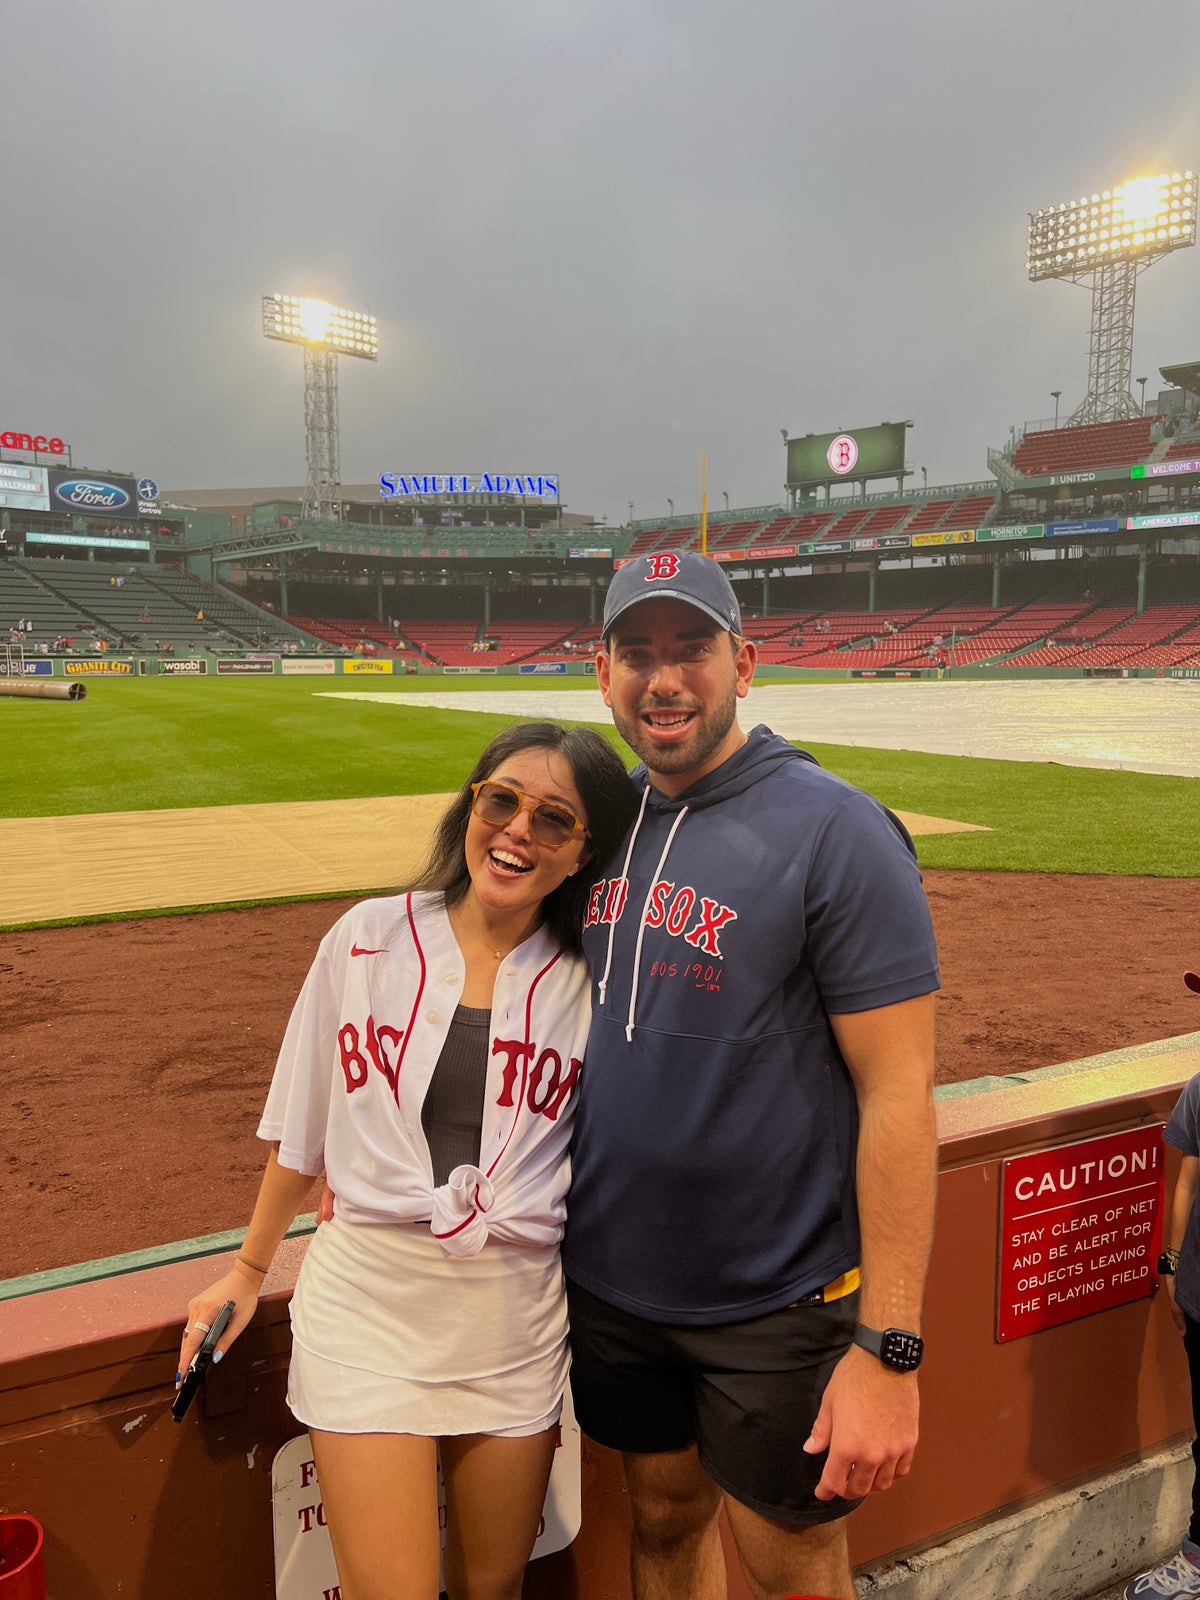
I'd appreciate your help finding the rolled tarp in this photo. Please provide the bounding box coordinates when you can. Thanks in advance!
[0,678,87,700]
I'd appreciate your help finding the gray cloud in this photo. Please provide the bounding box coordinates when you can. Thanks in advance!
[5,0,1200,521]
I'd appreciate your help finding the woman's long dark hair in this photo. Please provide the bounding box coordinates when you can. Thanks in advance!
[403,721,638,953]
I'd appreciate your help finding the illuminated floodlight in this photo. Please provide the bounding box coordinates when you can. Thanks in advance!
[262,293,379,360]
[1027,170,1196,280]
[1025,169,1196,423]
[262,292,379,521]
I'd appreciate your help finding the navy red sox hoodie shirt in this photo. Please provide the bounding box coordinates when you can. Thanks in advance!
[564,725,941,1326]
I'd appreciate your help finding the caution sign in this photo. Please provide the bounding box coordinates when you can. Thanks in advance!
[998,1125,1164,1341]
[272,1388,582,1597]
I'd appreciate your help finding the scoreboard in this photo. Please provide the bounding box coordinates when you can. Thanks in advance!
[786,422,908,488]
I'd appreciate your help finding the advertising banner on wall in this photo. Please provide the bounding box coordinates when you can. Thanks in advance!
[217,659,274,674]
[518,661,567,675]
[1132,459,1200,478]
[0,463,50,512]
[157,658,209,675]
[1044,518,1120,538]
[996,1125,1163,1342]
[1127,510,1200,530]
[911,529,975,547]
[65,659,134,675]
[853,534,913,552]
[747,544,797,559]
[281,658,337,675]
[975,524,1043,541]
[343,659,394,674]
[24,530,150,552]
[47,469,138,517]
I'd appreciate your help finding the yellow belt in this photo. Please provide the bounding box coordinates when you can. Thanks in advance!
[821,1265,861,1302]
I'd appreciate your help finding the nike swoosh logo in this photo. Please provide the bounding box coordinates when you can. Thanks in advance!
[351,945,388,957]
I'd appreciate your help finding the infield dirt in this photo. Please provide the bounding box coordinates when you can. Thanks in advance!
[3,870,1198,1279]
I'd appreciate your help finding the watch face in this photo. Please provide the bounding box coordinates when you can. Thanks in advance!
[881,1330,924,1372]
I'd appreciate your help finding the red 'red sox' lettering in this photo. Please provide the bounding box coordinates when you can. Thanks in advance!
[584,876,627,929]
[591,876,738,960]
[684,896,738,958]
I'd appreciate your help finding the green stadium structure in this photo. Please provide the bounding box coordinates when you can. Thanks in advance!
[3,362,1200,674]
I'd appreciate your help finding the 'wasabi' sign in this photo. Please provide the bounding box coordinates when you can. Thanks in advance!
[380,473,559,499]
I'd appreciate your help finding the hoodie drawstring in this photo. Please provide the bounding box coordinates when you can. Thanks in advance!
[624,805,689,1042]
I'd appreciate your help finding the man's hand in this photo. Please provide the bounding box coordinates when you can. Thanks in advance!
[1168,1275,1187,1336]
[803,1343,920,1501]
[316,1182,335,1225]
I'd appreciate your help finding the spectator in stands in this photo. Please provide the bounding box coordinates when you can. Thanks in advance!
[1124,981,1200,1599]
[178,722,637,1600]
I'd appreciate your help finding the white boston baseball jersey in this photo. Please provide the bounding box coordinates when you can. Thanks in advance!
[258,890,591,1257]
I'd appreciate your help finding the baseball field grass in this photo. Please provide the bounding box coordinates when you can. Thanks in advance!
[3,676,1197,877]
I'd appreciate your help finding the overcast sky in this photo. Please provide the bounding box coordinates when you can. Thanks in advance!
[5,1,1200,525]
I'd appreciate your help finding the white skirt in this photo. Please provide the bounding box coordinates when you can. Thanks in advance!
[287,1215,568,1438]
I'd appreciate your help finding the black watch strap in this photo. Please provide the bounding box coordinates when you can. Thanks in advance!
[853,1324,925,1372]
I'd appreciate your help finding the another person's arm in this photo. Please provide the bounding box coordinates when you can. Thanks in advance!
[1165,1154,1200,1335]
[804,992,937,1500]
[176,1147,319,1379]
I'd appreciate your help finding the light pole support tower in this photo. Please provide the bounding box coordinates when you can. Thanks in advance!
[303,346,341,521]
[1026,172,1196,426]
[1070,257,1143,423]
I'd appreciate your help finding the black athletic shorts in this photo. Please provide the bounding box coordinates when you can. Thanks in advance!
[565,1278,862,1526]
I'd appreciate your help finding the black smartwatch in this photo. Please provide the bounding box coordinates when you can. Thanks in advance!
[1158,1249,1180,1277]
[853,1324,924,1372]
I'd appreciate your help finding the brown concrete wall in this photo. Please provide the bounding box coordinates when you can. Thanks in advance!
[2,1046,1197,1598]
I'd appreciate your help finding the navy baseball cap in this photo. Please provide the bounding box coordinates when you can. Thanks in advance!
[603,551,742,642]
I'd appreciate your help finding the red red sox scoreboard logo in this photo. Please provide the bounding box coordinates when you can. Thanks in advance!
[827,434,859,476]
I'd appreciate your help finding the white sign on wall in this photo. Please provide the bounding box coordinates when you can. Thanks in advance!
[271,1388,582,1598]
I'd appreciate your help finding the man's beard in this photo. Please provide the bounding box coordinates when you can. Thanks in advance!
[613,683,739,778]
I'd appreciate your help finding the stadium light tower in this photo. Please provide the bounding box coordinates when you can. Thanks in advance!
[261,295,378,521]
[1027,171,1196,424]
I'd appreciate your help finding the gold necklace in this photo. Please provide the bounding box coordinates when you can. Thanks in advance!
[452,908,523,962]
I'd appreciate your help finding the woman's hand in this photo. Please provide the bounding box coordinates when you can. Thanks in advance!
[176,1260,266,1384]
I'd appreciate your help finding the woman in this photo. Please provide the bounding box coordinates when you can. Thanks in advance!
[178,722,635,1600]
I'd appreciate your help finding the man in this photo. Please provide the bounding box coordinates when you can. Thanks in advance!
[564,550,940,1600]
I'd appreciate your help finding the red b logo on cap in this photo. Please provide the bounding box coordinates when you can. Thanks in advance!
[645,553,680,581]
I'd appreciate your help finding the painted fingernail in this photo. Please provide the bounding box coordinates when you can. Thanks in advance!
[175,1371,182,1386]
[212,1349,223,1364]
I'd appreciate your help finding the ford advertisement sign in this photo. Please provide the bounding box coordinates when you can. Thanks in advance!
[48,470,137,516]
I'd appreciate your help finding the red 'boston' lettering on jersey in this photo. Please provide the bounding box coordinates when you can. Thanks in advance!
[527,1048,582,1121]
[366,1013,405,1097]
[589,875,738,961]
[339,1016,407,1097]
[338,1023,368,1092]
[492,1036,536,1107]
[493,1036,582,1122]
